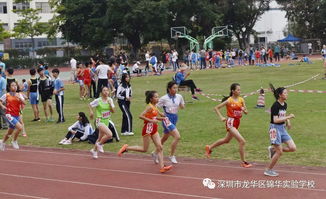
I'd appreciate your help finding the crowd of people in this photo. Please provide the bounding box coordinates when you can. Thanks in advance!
[0,42,325,175]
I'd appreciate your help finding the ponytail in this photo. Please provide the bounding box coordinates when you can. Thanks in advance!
[269,83,285,100]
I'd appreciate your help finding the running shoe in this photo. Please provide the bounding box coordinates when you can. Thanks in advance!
[169,156,178,164]
[11,141,19,149]
[160,165,173,173]
[205,145,212,158]
[151,152,159,164]
[59,138,67,145]
[118,144,128,157]
[268,146,276,159]
[63,140,72,145]
[96,143,104,153]
[264,169,279,177]
[0,140,5,151]
[192,96,199,100]
[240,161,253,168]
[90,149,98,159]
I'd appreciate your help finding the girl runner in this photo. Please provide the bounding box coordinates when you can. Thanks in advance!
[0,81,26,150]
[118,91,172,173]
[264,84,296,177]
[89,86,114,159]
[205,83,252,168]
[152,81,185,164]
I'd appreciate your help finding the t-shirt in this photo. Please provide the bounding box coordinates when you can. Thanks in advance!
[70,59,77,69]
[0,93,23,116]
[174,72,185,84]
[271,101,287,125]
[226,97,244,119]
[157,94,184,114]
[90,97,115,120]
[96,64,110,79]
[53,78,64,96]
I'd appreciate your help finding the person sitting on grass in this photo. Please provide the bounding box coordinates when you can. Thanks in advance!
[300,55,312,64]
[174,63,202,100]
[59,112,93,145]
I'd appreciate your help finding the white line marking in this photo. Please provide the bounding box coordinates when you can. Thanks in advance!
[0,191,49,199]
[0,172,220,199]
[0,158,204,181]
[7,148,326,177]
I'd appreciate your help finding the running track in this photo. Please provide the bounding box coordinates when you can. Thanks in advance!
[0,146,325,199]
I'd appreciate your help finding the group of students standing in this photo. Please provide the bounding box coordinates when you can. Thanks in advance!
[0,65,65,151]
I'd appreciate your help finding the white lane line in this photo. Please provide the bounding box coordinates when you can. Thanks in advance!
[7,148,326,177]
[0,191,49,199]
[0,158,204,181]
[0,172,220,199]
[0,159,325,193]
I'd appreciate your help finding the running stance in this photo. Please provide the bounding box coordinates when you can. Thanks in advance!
[59,112,93,145]
[264,84,296,177]
[89,86,114,159]
[205,83,252,168]
[118,91,172,173]
[0,81,26,151]
[152,81,185,164]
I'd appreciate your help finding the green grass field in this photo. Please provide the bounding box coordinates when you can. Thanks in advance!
[4,61,326,167]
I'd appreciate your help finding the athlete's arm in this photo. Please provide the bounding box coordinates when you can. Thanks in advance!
[214,100,228,122]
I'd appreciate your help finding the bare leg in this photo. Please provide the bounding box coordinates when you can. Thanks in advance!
[209,131,233,150]
[228,128,247,162]
[267,145,283,170]
[126,135,151,152]
[151,133,164,169]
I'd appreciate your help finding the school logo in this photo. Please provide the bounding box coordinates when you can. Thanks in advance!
[202,178,216,189]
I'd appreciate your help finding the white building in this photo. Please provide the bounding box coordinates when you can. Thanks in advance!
[253,0,288,45]
[0,0,64,50]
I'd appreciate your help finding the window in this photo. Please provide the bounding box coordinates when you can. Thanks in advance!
[14,42,32,49]
[13,2,30,10]
[36,2,51,13]
[37,40,57,47]
[0,2,7,13]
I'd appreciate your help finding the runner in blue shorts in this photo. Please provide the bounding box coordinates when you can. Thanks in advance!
[264,84,296,177]
[152,81,185,164]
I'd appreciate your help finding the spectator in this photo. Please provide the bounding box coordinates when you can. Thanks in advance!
[174,63,202,100]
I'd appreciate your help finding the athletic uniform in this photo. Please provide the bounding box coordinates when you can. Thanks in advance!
[269,101,292,145]
[142,103,158,136]
[157,94,184,133]
[29,78,38,105]
[83,68,91,86]
[90,97,115,127]
[225,97,244,130]
[0,93,23,129]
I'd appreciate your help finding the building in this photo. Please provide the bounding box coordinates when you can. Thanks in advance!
[253,1,288,46]
[0,0,65,51]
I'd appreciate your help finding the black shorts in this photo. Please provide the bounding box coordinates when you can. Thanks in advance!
[41,93,52,102]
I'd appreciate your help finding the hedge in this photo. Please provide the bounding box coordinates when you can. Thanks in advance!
[3,56,91,69]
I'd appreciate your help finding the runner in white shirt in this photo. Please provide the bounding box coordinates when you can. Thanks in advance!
[152,81,185,164]
[70,57,77,83]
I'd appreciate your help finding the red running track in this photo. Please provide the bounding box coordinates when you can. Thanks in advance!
[0,146,325,199]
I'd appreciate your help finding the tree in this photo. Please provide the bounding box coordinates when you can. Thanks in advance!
[0,22,11,42]
[104,0,170,58]
[13,0,48,57]
[221,0,271,49]
[49,0,112,52]
[276,0,326,42]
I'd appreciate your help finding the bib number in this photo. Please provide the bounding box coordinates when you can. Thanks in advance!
[269,128,277,141]
[163,117,172,127]
[5,114,13,122]
[146,123,154,134]
[102,111,111,119]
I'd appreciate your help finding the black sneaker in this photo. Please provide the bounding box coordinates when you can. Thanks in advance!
[192,96,199,100]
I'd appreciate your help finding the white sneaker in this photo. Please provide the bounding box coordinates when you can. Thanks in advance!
[59,138,67,144]
[151,152,159,164]
[0,140,5,151]
[126,132,134,136]
[169,156,178,164]
[90,149,98,159]
[96,143,104,153]
[11,141,19,149]
[63,140,72,145]
[121,132,128,136]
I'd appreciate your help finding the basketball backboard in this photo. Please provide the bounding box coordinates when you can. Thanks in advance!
[171,26,187,39]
